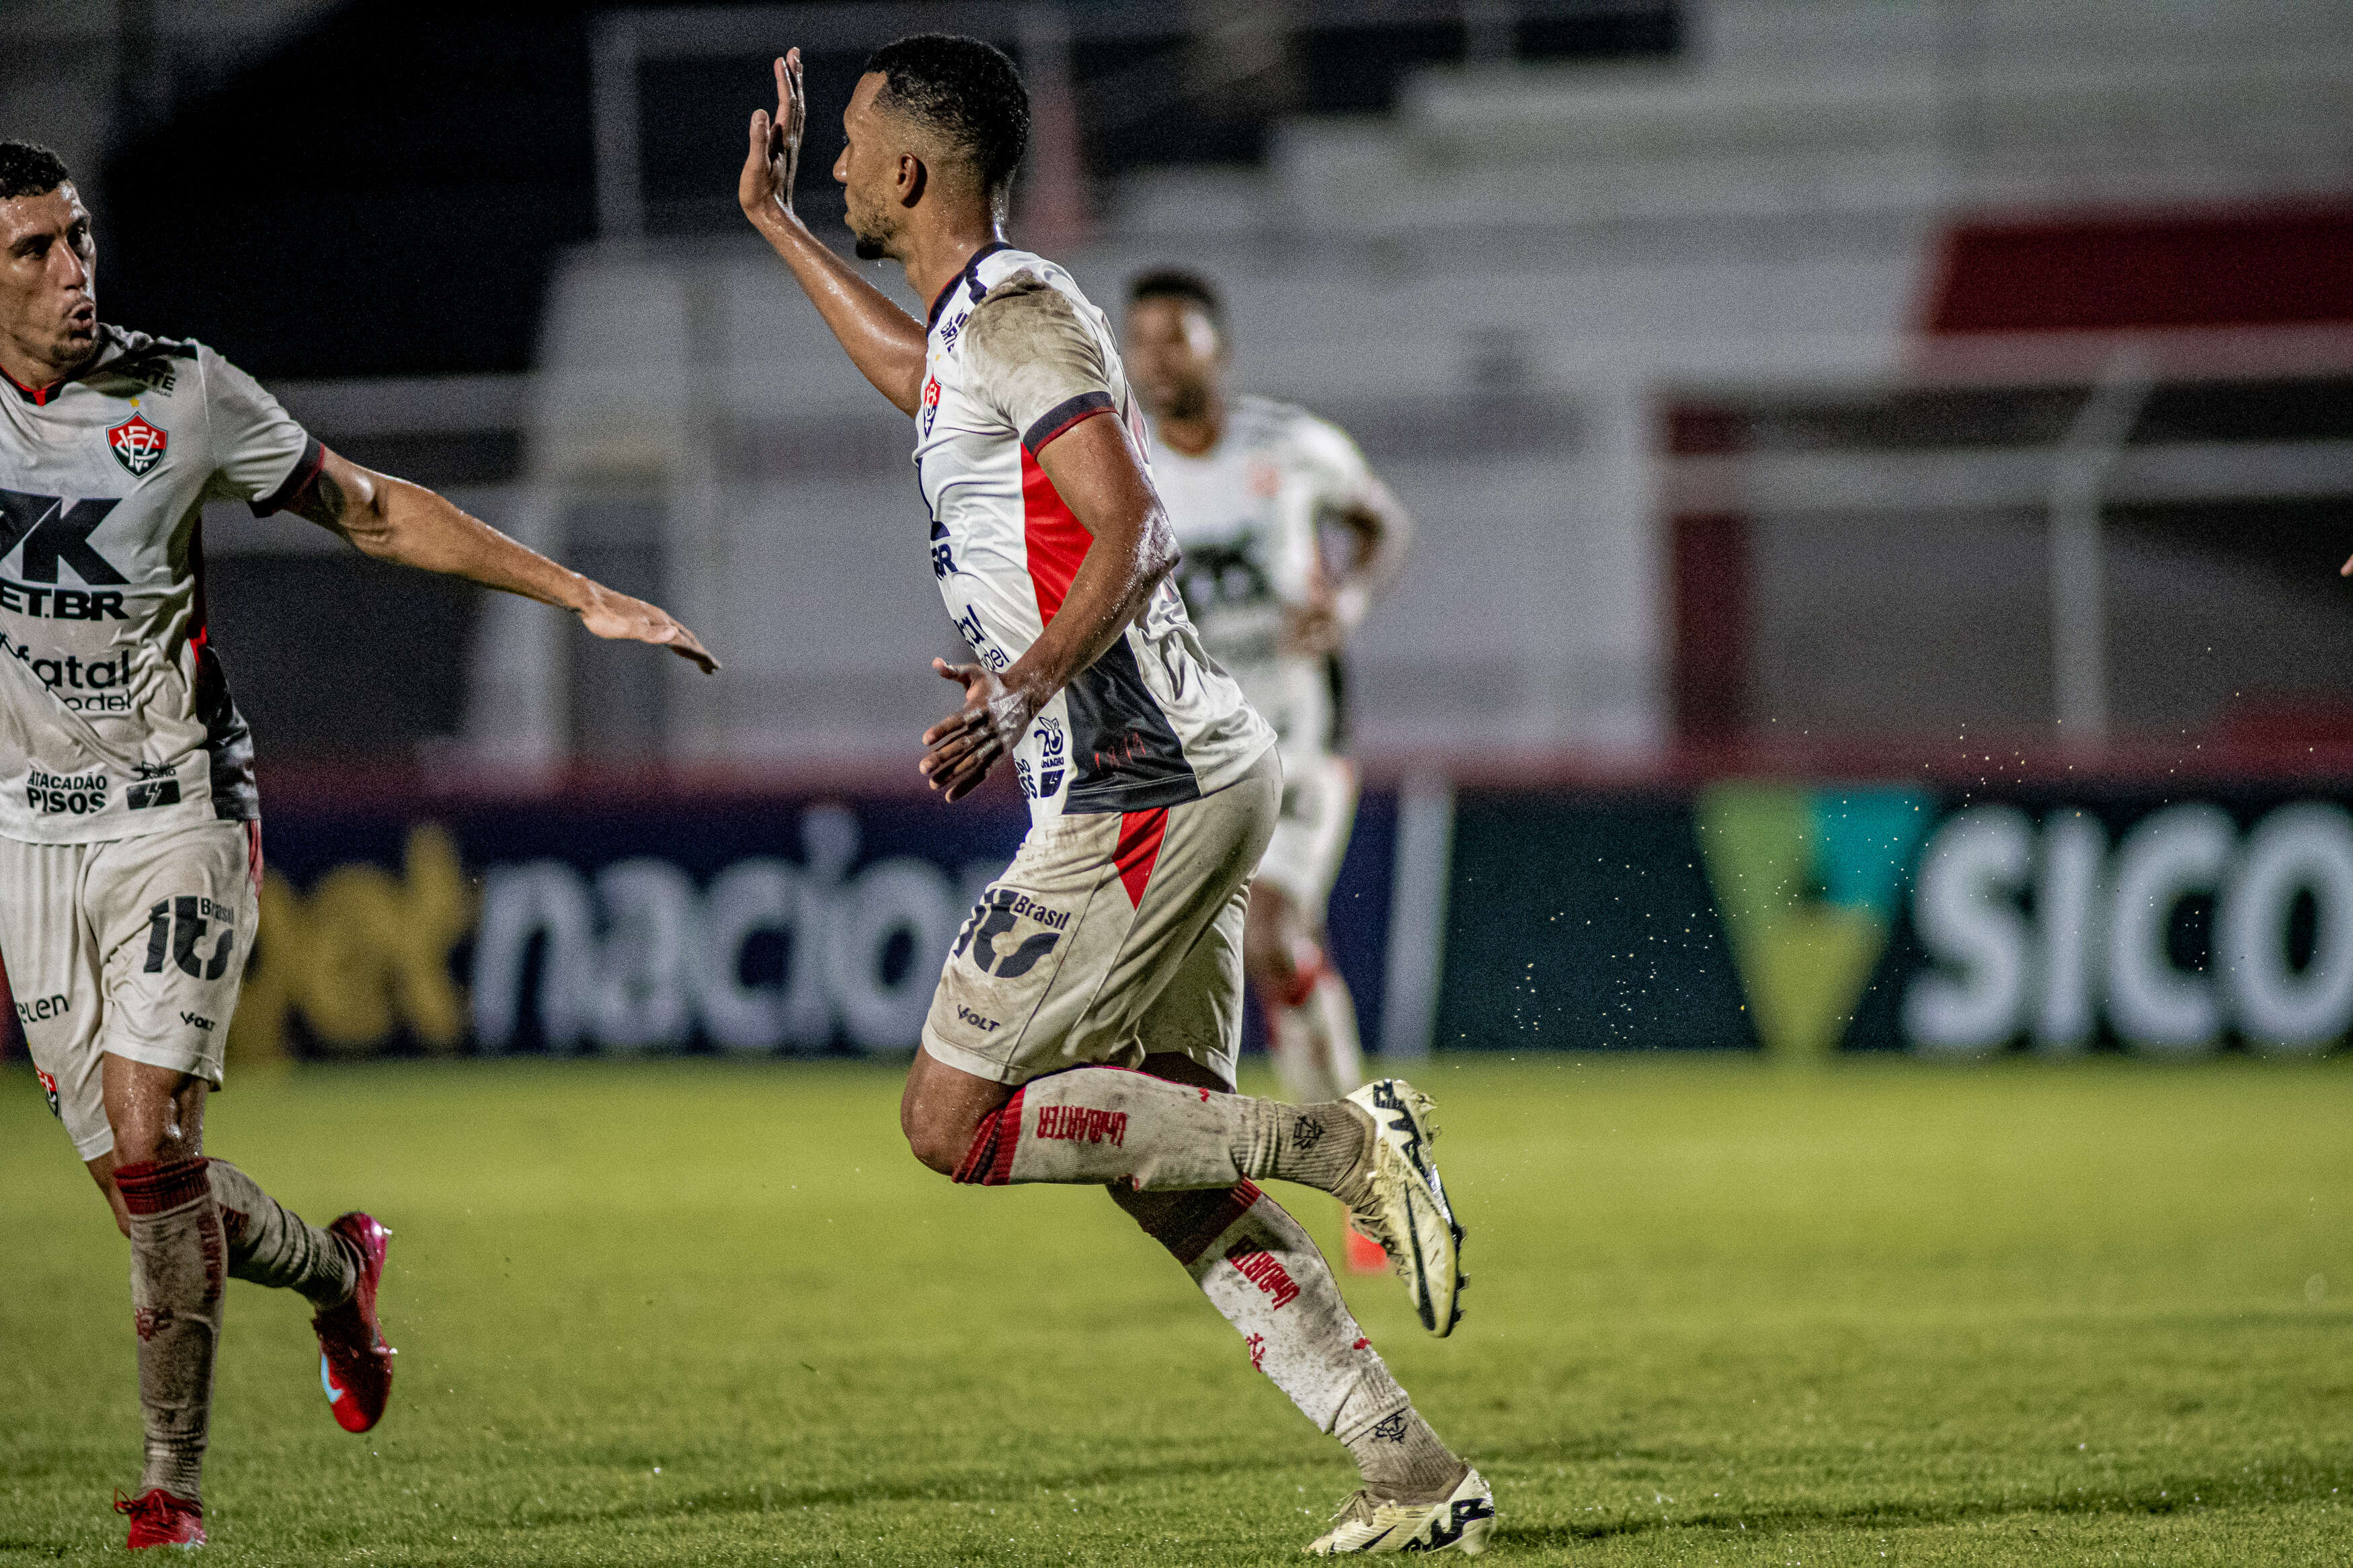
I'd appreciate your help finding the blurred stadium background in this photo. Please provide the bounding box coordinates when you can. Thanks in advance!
[12,0,2353,1069]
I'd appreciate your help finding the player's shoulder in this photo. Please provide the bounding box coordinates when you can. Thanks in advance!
[966,255,1110,365]
[81,324,206,399]
[971,253,1098,329]
[1234,395,1359,462]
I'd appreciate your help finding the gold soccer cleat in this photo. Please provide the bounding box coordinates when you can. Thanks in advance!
[1341,1079,1464,1337]
[1307,1467,1495,1555]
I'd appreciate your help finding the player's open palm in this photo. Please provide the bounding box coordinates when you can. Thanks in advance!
[579,587,719,673]
[740,50,805,218]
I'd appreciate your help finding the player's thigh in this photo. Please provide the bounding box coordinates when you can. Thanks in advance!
[1253,753,1359,918]
[86,820,257,1091]
[1130,880,1252,1083]
[920,813,1131,1086]
[0,835,112,1160]
[1120,754,1283,1079]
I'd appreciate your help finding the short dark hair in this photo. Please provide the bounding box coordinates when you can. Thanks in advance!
[864,34,1030,204]
[0,140,71,202]
[1127,269,1226,335]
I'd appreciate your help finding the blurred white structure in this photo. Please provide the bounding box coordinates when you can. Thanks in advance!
[377,0,2353,764]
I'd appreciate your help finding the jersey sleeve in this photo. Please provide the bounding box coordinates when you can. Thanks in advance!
[198,345,323,515]
[1290,413,1379,516]
[962,276,1118,456]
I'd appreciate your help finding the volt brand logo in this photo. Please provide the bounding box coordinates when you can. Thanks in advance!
[179,1012,216,1032]
[0,490,126,585]
[1696,785,1931,1060]
[107,412,168,477]
[128,778,180,810]
[142,896,238,981]
[921,373,942,437]
[951,888,1067,979]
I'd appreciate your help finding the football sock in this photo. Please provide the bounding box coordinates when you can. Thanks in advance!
[1267,964,1367,1106]
[1117,1180,1467,1505]
[207,1159,356,1309]
[115,1157,224,1504]
[953,1067,1369,1194]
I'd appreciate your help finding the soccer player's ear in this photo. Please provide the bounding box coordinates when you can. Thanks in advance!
[896,153,927,210]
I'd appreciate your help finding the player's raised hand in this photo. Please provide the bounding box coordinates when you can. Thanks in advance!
[740,49,807,221]
[921,658,1032,802]
[578,585,720,673]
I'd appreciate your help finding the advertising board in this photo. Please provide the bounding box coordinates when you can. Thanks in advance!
[9,776,2348,1066]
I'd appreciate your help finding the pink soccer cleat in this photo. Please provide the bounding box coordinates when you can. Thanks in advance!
[116,1487,204,1549]
[312,1212,395,1434]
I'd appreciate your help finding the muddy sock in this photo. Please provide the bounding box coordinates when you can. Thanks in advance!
[1119,1180,1465,1503]
[1343,1403,1467,1504]
[116,1157,225,1503]
[951,1067,1369,1194]
[207,1159,356,1309]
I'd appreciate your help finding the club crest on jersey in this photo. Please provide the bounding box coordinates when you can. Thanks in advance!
[106,412,167,477]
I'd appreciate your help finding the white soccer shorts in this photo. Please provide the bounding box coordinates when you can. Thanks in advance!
[0,819,260,1159]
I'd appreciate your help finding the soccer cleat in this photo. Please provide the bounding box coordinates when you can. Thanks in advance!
[1341,1079,1464,1336]
[313,1212,395,1434]
[116,1488,204,1549]
[1307,1466,1495,1555]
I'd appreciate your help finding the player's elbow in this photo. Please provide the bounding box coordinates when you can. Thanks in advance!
[1135,512,1180,590]
[340,476,401,558]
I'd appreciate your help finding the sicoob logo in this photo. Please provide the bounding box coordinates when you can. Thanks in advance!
[106,413,167,477]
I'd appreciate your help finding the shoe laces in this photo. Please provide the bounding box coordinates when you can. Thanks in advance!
[114,1487,188,1521]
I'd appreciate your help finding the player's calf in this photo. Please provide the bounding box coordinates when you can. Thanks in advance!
[1111,1179,1482,1546]
[114,1157,225,1510]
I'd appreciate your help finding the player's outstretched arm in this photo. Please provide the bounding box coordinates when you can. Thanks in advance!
[922,413,1176,800]
[739,50,927,415]
[290,448,719,672]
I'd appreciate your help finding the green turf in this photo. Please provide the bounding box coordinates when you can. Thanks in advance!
[2,1054,2349,1565]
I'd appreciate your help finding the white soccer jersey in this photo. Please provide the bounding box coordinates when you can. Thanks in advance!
[916,245,1273,823]
[0,327,317,843]
[1152,395,1379,758]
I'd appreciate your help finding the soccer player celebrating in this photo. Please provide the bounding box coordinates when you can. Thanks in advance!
[1122,270,1414,1276]
[739,38,1491,1554]
[0,140,715,1549]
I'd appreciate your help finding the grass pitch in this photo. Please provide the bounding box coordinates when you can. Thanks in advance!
[1,1053,2348,1566]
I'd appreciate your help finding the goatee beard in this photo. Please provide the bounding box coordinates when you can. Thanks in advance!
[853,234,887,261]
[1165,383,1211,423]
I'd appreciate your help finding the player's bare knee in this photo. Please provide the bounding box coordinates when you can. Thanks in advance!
[901,1104,972,1178]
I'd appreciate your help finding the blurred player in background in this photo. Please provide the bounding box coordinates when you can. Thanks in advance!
[740,38,1491,1554]
[0,140,715,1549]
[1123,270,1414,1276]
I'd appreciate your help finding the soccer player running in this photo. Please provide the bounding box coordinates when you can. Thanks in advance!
[0,140,715,1549]
[1122,270,1414,1277]
[739,38,1491,1555]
